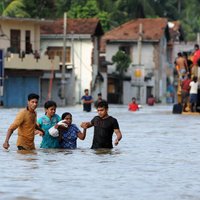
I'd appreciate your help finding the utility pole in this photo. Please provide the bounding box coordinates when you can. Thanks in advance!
[137,23,143,102]
[71,31,75,105]
[61,12,67,106]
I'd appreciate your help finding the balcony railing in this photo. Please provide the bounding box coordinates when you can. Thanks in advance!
[5,53,60,71]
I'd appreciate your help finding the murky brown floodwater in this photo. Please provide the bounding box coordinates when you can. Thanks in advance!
[0,104,200,200]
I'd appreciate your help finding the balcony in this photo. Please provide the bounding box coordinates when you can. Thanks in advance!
[5,53,60,71]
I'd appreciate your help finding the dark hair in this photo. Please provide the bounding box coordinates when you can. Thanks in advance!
[193,76,198,82]
[61,112,72,120]
[44,100,57,109]
[84,89,89,92]
[132,97,136,101]
[28,93,39,101]
[195,44,199,49]
[97,100,108,109]
[98,93,102,96]
[177,52,182,57]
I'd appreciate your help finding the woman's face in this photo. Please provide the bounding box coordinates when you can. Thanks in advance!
[45,106,56,118]
[64,114,72,125]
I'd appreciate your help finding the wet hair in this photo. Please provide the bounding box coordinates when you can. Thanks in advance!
[61,112,72,120]
[44,100,57,109]
[98,93,102,96]
[182,52,188,57]
[195,44,199,49]
[193,76,198,82]
[28,93,39,101]
[177,52,182,57]
[132,97,136,101]
[97,100,108,109]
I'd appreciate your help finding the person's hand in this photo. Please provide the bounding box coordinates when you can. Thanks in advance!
[3,141,10,149]
[114,138,119,146]
[80,122,88,129]
[35,130,44,136]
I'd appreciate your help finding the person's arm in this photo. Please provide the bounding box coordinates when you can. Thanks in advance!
[3,128,14,149]
[77,128,87,140]
[35,123,45,136]
[80,122,93,129]
[114,129,122,146]
[3,110,24,149]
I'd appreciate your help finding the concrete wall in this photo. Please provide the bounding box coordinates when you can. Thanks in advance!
[0,20,40,52]
[105,40,168,105]
[41,37,93,104]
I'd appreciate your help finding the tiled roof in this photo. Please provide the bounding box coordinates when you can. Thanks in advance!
[101,18,168,52]
[41,18,104,36]
[103,18,168,41]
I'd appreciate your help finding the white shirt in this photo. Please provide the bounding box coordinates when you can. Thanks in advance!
[189,81,198,94]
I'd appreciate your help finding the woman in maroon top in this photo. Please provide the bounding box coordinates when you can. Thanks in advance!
[181,74,191,112]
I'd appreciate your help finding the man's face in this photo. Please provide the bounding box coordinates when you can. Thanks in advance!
[28,98,38,111]
[97,107,108,118]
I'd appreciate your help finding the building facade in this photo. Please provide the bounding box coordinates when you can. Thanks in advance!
[101,18,172,104]
[40,18,104,105]
[0,16,59,107]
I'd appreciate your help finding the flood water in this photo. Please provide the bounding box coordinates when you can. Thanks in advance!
[0,104,200,200]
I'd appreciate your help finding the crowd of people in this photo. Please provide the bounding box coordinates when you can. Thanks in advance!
[175,44,200,112]
[3,92,122,151]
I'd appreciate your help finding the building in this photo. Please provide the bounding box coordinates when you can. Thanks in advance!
[101,18,172,104]
[40,18,104,105]
[0,16,59,107]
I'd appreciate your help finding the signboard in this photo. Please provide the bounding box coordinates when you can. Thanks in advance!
[0,49,4,96]
[132,67,144,86]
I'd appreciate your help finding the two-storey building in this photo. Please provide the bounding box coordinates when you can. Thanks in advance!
[101,18,172,104]
[0,16,60,107]
[40,18,104,105]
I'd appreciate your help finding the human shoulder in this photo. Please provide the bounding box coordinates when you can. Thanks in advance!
[17,108,32,117]
[53,113,61,121]
[71,124,80,130]
[104,116,118,124]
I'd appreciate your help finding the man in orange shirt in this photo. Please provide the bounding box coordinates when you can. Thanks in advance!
[128,97,139,111]
[3,93,44,151]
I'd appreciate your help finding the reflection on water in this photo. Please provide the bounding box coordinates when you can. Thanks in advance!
[0,104,200,200]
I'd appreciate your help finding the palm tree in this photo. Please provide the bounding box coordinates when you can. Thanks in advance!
[2,0,30,18]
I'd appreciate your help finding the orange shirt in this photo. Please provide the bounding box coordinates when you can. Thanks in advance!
[9,108,37,150]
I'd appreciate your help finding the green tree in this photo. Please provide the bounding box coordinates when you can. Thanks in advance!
[180,0,200,41]
[68,0,98,18]
[2,0,29,17]
[24,0,55,19]
[55,0,73,18]
[112,50,131,103]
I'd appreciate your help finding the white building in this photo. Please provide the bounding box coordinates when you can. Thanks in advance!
[101,18,172,105]
[40,18,104,105]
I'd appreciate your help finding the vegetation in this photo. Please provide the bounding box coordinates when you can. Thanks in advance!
[112,50,131,103]
[0,0,200,40]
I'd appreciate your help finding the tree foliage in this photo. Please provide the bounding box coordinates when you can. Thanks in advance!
[2,0,29,17]
[112,50,131,75]
[1,0,200,40]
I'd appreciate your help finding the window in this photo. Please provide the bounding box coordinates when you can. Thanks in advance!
[119,46,131,55]
[25,30,32,54]
[46,47,71,63]
[10,30,20,53]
